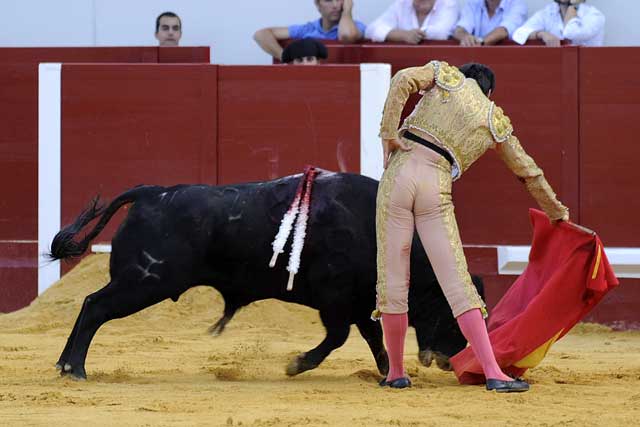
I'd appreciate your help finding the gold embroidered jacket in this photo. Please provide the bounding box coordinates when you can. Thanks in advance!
[379,60,569,221]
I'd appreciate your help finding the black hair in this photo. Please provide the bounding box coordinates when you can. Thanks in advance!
[155,11,181,33]
[458,63,495,96]
[281,38,329,63]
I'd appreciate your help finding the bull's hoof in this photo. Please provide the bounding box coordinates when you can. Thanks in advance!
[418,349,434,367]
[286,353,317,376]
[208,316,230,337]
[207,323,224,337]
[61,363,87,380]
[55,356,68,371]
[434,352,452,371]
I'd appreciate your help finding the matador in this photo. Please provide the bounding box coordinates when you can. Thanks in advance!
[373,61,569,392]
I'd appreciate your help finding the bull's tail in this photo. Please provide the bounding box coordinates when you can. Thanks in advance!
[48,185,162,261]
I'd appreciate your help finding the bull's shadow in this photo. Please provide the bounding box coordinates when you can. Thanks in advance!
[49,170,483,381]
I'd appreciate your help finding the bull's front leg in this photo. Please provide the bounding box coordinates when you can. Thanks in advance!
[286,308,351,376]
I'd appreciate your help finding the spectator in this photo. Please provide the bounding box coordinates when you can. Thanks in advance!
[281,38,329,65]
[365,0,459,43]
[155,11,182,46]
[512,0,605,47]
[254,0,366,60]
[453,0,527,46]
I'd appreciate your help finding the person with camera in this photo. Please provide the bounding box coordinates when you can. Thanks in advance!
[512,0,605,47]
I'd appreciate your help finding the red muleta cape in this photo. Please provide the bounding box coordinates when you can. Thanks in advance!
[450,209,619,385]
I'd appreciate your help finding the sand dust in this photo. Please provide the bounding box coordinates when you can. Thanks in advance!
[1,254,639,426]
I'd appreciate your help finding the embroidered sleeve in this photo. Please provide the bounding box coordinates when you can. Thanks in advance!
[496,135,569,221]
[432,60,465,92]
[489,103,514,143]
[379,63,436,140]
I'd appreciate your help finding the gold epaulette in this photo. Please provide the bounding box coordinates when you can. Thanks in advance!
[488,103,514,143]
[430,60,465,92]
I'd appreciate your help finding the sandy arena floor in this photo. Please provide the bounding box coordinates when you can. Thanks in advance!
[1,254,639,426]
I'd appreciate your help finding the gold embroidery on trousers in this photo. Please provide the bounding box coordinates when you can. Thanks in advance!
[437,164,488,318]
[373,145,413,319]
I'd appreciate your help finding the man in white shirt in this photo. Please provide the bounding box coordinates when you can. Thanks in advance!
[365,0,459,43]
[512,0,605,47]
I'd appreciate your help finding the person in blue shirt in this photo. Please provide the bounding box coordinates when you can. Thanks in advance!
[254,0,366,60]
[453,0,527,46]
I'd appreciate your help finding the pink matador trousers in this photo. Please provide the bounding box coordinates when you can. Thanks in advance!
[374,138,487,319]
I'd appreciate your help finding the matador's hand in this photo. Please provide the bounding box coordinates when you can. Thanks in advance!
[552,212,570,224]
[382,138,411,169]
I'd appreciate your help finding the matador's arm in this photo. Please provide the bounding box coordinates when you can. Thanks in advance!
[379,63,436,140]
[496,135,569,221]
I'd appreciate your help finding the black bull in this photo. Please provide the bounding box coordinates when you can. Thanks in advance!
[49,171,483,380]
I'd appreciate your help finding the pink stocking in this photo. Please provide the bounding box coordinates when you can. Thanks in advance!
[456,309,511,382]
[381,313,408,381]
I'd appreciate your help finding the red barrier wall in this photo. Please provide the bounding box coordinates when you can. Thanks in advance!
[59,64,362,240]
[0,48,160,241]
[158,47,210,63]
[579,48,640,246]
[217,65,361,184]
[0,46,209,240]
[3,47,639,330]
[61,64,218,241]
[0,47,209,311]
[0,242,37,312]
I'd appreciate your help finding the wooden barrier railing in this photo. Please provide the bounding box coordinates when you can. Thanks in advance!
[0,47,209,312]
[1,47,638,328]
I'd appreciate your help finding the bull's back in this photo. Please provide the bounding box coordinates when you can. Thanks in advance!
[111,173,381,285]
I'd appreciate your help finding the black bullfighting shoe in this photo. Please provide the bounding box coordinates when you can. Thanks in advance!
[485,378,530,393]
[379,377,412,389]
